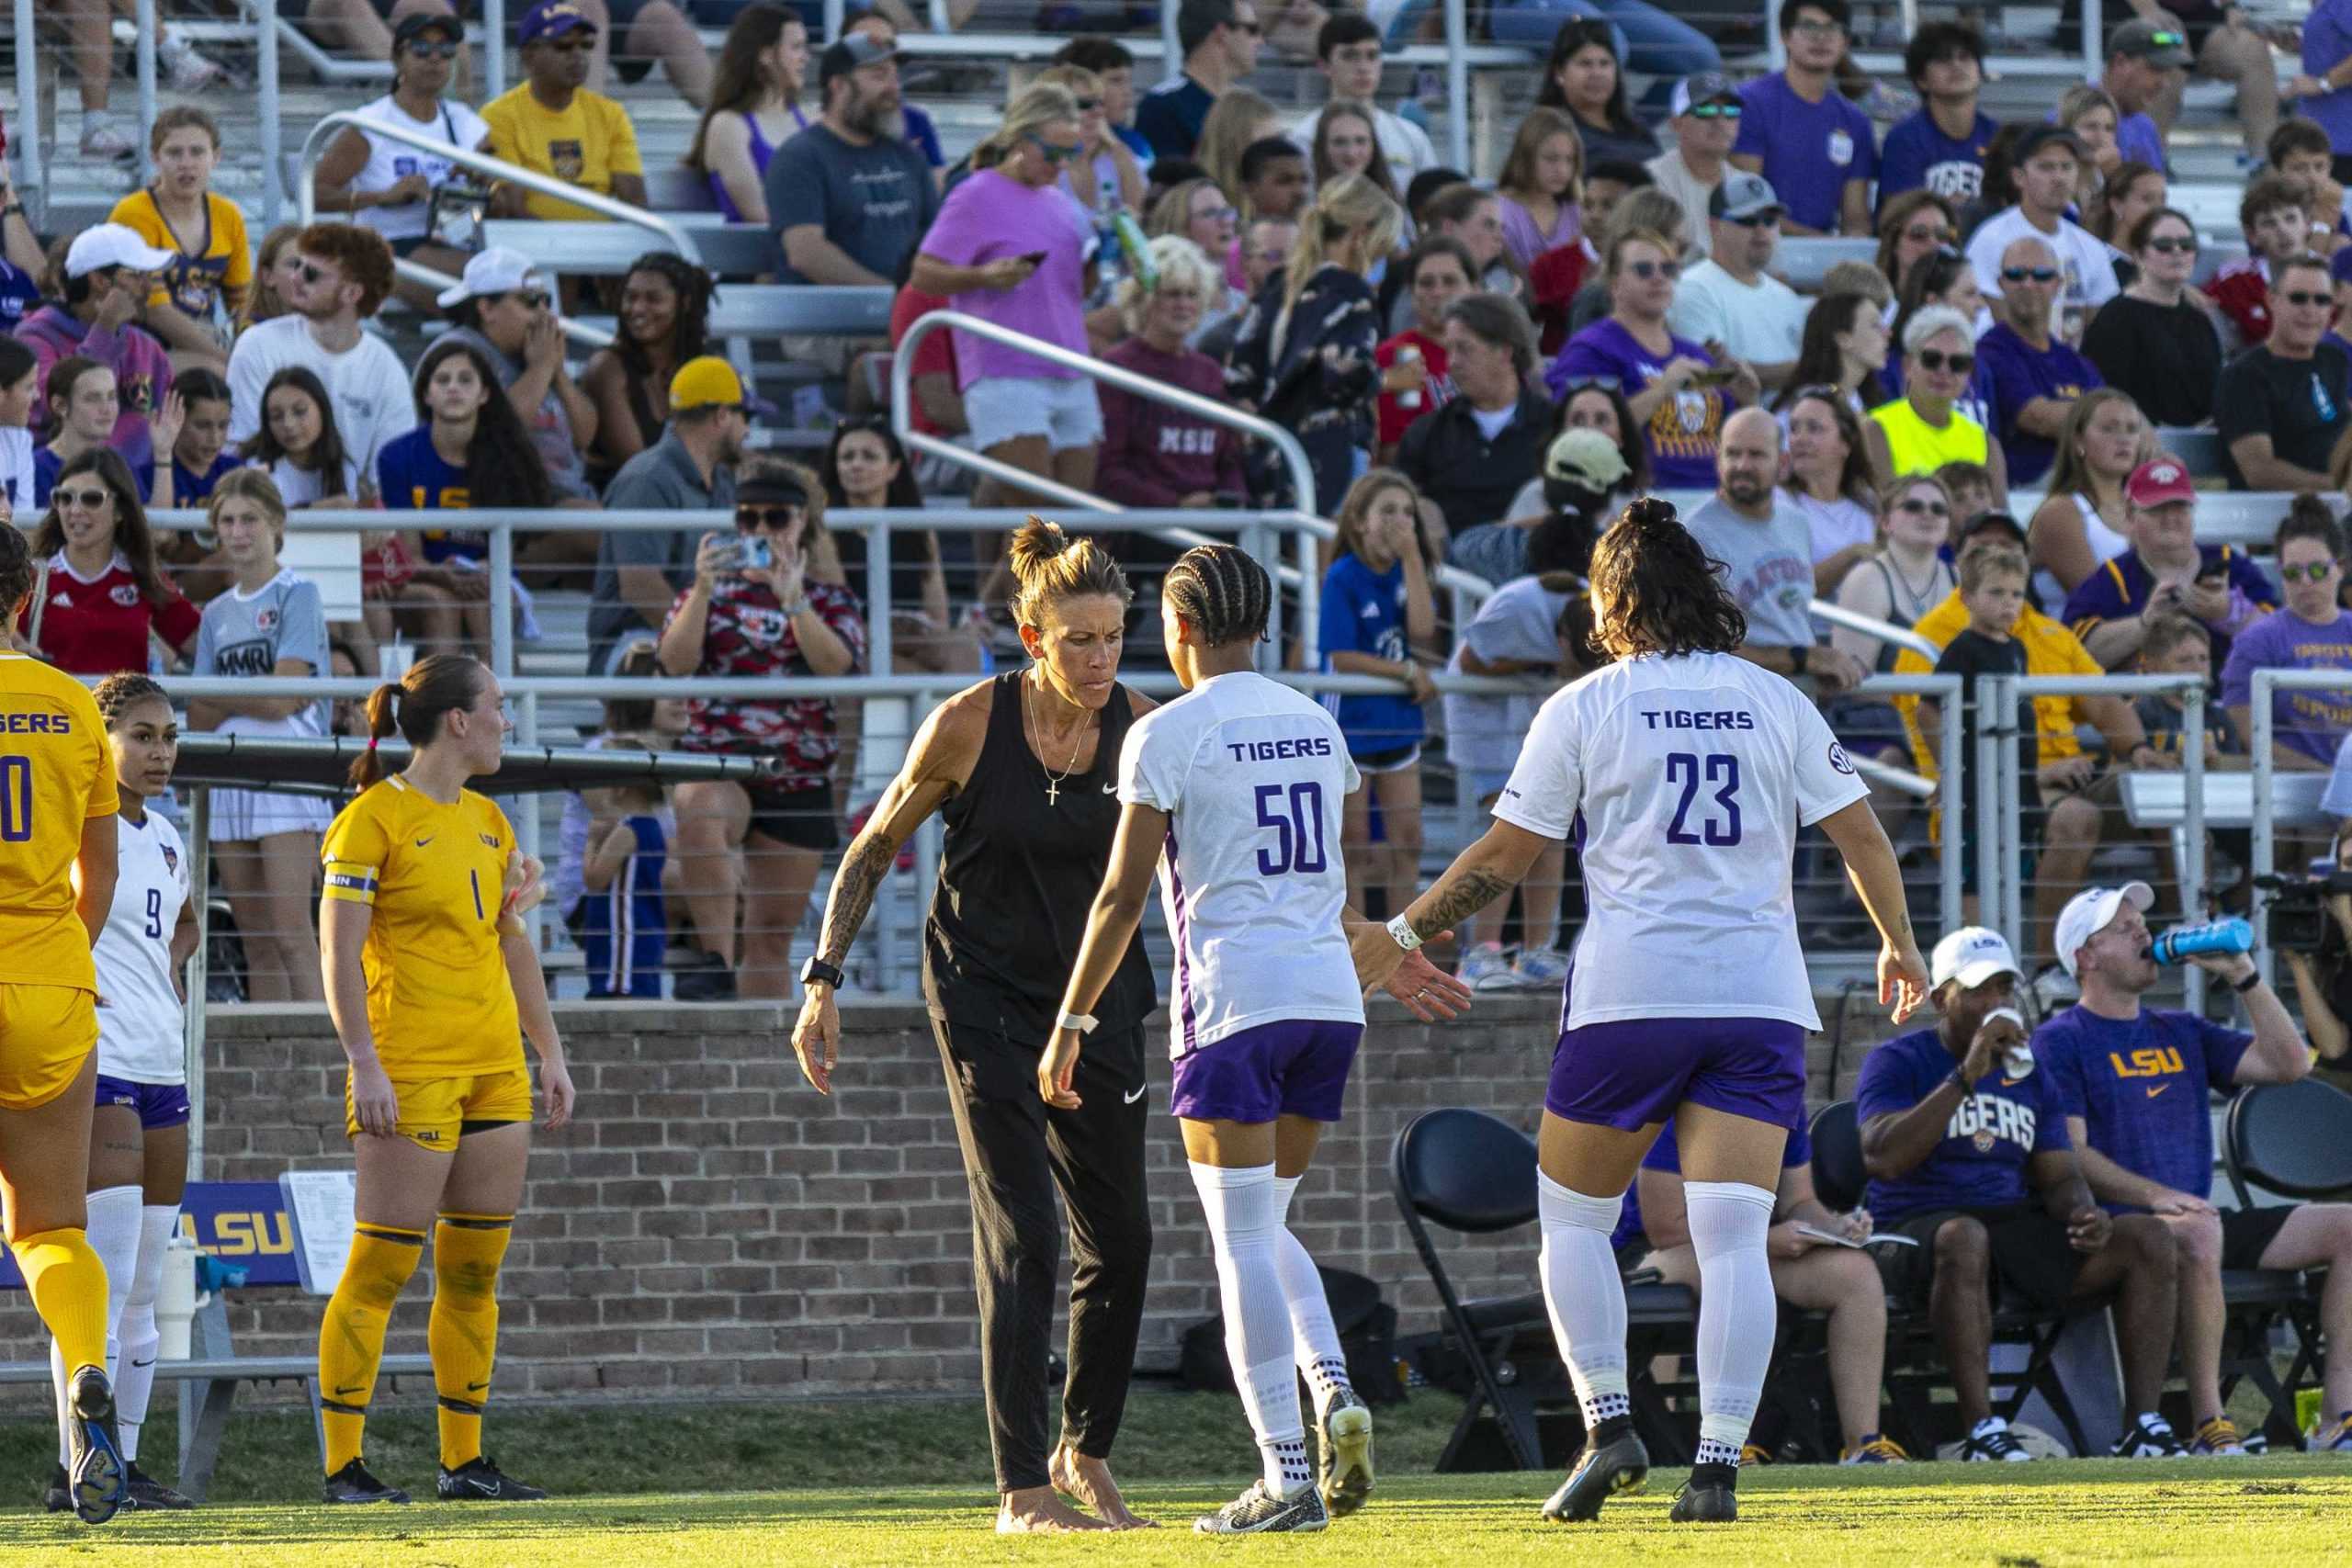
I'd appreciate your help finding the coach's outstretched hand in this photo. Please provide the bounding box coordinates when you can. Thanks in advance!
[1380,948,1475,1021]
[792,987,841,1095]
[1881,939,1931,1023]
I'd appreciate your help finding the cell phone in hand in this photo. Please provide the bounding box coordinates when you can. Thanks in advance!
[1018,251,1048,266]
[1688,365,1740,389]
[738,536,774,571]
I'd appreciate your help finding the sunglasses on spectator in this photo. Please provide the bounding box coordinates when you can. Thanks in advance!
[2144,235,2198,254]
[1725,213,1780,228]
[1027,137,1085,164]
[2000,266,2059,283]
[2280,560,2339,583]
[406,39,460,58]
[1193,203,1240,223]
[2279,289,2330,307]
[507,290,552,309]
[1894,497,1951,516]
[1789,17,1845,35]
[1690,102,1740,118]
[1902,223,1952,244]
[1073,97,1102,111]
[1625,259,1679,279]
[2142,29,2186,46]
[1559,375,1623,392]
[1915,348,1973,373]
[54,488,111,511]
[737,503,802,529]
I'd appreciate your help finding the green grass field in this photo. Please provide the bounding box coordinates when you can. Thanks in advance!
[0,1394,2341,1564]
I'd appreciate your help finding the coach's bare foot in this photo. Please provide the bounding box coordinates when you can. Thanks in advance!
[998,1484,1113,1532]
[1051,1443,1156,1529]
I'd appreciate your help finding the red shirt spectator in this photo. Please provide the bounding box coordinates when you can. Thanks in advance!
[2210,256,2271,347]
[1374,328,1455,451]
[665,571,865,783]
[1376,238,1475,452]
[888,282,961,440]
[17,450,199,673]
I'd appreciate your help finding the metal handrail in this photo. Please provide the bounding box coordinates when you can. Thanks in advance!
[296,112,703,266]
[2247,666,2352,991]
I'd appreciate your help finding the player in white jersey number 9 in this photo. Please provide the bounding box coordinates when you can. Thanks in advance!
[1354,497,1930,1528]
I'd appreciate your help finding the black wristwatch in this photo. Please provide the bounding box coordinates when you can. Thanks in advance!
[1790,645,1810,676]
[2233,970,2262,994]
[799,955,845,990]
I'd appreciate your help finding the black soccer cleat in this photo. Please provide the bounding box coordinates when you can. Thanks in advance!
[42,1461,71,1514]
[124,1462,194,1509]
[322,1458,411,1505]
[1669,1481,1738,1523]
[1541,1428,1649,1523]
[63,1366,127,1525]
[437,1456,548,1501]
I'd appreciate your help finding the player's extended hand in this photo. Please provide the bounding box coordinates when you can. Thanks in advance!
[538,1054,576,1131]
[349,1060,400,1137]
[1038,1027,1084,1111]
[1349,919,1413,995]
[2066,1203,2112,1253]
[501,850,546,918]
[792,986,841,1094]
[1382,945,1474,1021]
[1881,939,1930,1022]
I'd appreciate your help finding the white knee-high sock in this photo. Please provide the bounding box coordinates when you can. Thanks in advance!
[51,1186,142,1466]
[114,1206,179,1463]
[1271,1175,1351,1407]
[1192,1161,1311,1495]
[1536,1171,1630,1430]
[1685,1180,1778,1470]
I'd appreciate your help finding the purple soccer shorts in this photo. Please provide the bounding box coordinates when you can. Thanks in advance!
[1170,1019,1363,1124]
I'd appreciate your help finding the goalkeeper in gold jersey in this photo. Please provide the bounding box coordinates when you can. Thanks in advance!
[316,653,573,1505]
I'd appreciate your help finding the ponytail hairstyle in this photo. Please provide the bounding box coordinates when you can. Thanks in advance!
[348,653,487,790]
[0,510,34,620]
[1164,541,1272,648]
[1008,516,1131,632]
[1282,171,1402,320]
[1589,497,1747,660]
[94,671,171,728]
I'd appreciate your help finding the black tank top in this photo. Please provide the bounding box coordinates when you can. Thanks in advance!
[922,671,1157,1045]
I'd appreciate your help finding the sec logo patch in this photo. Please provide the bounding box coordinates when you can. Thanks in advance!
[1828,742,1856,775]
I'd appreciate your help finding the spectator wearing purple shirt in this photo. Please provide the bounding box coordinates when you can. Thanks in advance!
[2092,20,2188,174]
[911,85,1104,507]
[1975,233,2103,488]
[1878,23,1997,211]
[1547,228,1759,489]
[2222,499,2352,771]
[2294,0,2352,176]
[1730,0,1876,236]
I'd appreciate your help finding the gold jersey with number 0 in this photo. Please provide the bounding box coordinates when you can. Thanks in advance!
[0,653,117,994]
[322,775,522,1077]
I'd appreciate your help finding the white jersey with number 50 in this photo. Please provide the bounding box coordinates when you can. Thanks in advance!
[1496,651,1871,1032]
[1118,670,1366,1059]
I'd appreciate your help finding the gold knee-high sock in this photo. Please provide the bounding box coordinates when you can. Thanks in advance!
[318,1224,425,1474]
[14,1228,109,1383]
[429,1213,512,1471]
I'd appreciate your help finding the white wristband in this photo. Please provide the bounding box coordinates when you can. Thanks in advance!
[1386,912,1423,953]
[1057,1010,1098,1035]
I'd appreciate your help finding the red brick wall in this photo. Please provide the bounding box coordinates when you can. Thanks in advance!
[0,995,1899,1404]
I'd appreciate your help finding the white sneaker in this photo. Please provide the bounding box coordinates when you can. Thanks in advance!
[161,38,230,92]
[79,117,136,162]
[1194,1479,1328,1534]
[1510,946,1572,990]
[1456,942,1516,992]
[1956,1416,2034,1461]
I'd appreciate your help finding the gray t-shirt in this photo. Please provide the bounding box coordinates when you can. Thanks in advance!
[194,569,330,737]
[443,325,594,502]
[765,123,941,286]
[1683,492,1816,649]
[588,431,737,669]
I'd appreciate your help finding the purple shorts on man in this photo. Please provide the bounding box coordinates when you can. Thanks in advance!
[1545,1016,1807,1134]
[1170,1019,1363,1124]
[95,1073,192,1131]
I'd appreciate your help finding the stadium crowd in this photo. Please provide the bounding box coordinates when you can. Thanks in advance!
[4,0,2352,1501]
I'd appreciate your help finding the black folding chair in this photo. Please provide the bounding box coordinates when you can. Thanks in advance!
[2217,1078,2352,1444]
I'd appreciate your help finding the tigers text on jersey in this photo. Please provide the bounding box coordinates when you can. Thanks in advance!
[1496,651,1871,1031]
[0,652,117,994]
[96,810,192,1083]
[321,775,523,1077]
[1118,670,1366,1058]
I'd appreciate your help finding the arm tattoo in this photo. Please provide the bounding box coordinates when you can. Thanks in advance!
[817,835,897,968]
[1411,868,1512,942]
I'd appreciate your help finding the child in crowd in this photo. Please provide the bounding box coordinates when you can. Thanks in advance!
[1935,459,1996,533]
[38,357,179,506]
[1919,547,2038,920]
[556,643,687,953]
[167,367,241,506]
[243,367,361,509]
[579,739,671,1000]
[2138,610,2254,893]
[1319,468,1437,918]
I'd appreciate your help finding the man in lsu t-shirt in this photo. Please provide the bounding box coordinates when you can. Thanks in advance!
[2036,883,2352,1456]
[1858,925,2182,1460]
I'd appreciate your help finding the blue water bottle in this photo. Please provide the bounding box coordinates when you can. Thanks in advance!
[2150,918,2255,965]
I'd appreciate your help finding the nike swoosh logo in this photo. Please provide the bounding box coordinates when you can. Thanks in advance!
[130,1359,154,1370]
[466,1380,489,1392]
[414,836,435,847]
[1102,781,1117,794]
[1124,1085,1147,1104]
[334,1383,365,1395]
[2146,1084,2172,1099]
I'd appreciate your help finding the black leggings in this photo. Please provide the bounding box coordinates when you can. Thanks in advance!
[931,1015,1153,1495]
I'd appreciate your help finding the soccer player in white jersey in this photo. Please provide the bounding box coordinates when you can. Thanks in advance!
[1044,544,1469,1535]
[1356,499,1930,1524]
[45,675,198,1513]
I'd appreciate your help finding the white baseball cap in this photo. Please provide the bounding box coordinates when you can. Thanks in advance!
[1929,926,2020,994]
[2053,881,2154,979]
[64,223,176,279]
[435,247,547,309]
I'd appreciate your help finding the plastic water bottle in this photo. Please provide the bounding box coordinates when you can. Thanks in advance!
[155,1233,199,1359]
[2150,918,2256,965]
[1396,344,1424,411]
[1985,1006,2033,1078]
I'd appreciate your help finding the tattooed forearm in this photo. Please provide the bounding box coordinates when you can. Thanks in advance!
[817,835,897,968]
[1411,869,1512,942]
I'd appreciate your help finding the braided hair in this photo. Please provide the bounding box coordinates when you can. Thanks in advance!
[94,671,171,728]
[615,253,715,381]
[1164,543,1272,649]
[1589,497,1747,660]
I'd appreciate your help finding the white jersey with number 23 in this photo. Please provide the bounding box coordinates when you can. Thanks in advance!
[1118,670,1366,1060]
[1495,651,1871,1032]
